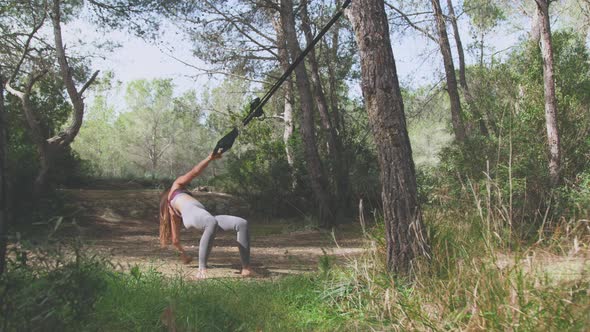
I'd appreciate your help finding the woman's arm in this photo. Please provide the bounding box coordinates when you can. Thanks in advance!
[170,214,184,252]
[170,215,192,264]
[168,152,222,201]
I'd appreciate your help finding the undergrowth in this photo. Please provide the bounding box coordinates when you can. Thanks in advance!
[1,181,588,331]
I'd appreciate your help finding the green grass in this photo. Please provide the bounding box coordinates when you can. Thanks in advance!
[0,245,347,332]
[2,202,588,331]
[89,269,343,331]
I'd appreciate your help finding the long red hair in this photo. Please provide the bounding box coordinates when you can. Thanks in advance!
[159,188,173,247]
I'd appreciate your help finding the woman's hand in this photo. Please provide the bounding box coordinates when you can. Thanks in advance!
[180,252,193,265]
[208,151,223,161]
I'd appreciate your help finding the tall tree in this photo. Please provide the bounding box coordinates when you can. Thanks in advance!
[431,0,466,142]
[118,79,177,178]
[386,1,466,142]
[280,0,334,225]
[271,15,297,188]
[300,0,350,212]
[446,0,488,136]
[533,0,561,186]
[347,0,430,275]
[4,0,98,195]
[327,0,344,133]
[0,69,7,276]
[463,0,506,67]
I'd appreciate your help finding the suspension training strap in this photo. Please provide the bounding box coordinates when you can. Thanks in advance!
[214,0,352,154]
[243,0,352,126]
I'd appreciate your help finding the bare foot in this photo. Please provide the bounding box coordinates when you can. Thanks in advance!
[241,267,254,277]
[189,269,208,280]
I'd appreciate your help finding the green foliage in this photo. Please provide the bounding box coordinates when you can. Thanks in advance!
[74,77,214,180]
[2,211,587,331]
[214,138,298,216]
[0,240,111,331]
[4,75,86,224]
[404,87,454,168]
[1,238,345,331]
[434,30,590,229]
[319,212,590,331]
[464,0,506,32]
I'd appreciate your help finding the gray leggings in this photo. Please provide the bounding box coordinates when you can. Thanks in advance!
[172,195,250,270]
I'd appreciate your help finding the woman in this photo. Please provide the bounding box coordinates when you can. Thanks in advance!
[159,152,252,279]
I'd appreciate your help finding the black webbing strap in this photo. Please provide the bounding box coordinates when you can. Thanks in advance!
[214,0,352,154]
[244,0,352,126]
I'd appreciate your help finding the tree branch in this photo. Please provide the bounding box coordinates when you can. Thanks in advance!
[203,0,278,58]
[7,70,48,147]
[9,10,47,83]
[50,0,98,146]
[79,70,100,96]
[4,81,24,100]
[385,2,437,43]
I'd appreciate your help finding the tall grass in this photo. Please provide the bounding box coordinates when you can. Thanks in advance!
[2,173,588,331]
[320,172,590,331]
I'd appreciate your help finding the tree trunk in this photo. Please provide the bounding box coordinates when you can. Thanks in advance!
[300,0,351,214]
[446,0,488,137]
[272,15,297,189]
[34,144,52,197]
[327,9,343,134]
[534,0,561,187]
[280,0,333,225]
[431,0,466,142]
[301,0,338,155]
[282,84,296,188]
[0,71,7,276]
[347,0,430,275]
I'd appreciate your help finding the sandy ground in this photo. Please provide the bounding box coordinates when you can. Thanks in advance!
[26,188,588,283]
[57,189,367,279]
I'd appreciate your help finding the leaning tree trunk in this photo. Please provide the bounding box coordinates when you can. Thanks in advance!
[0,71,7,276]
[347,0,430,275]
[446,0,489,137]
[431,0,466,143]
[534,0,561,187]
[6,0,98,196]
[30,0,98,195]
[301,0,351,214]
[280,0,333,225]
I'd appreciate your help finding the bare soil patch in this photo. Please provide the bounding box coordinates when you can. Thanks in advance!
[58,189,367,279]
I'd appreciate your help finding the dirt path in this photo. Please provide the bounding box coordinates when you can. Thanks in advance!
[59,189,367,279]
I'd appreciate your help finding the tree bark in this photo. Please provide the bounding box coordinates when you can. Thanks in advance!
[0,70,7,276]
[301,0,350,214]
[327,4,343,134]
[347,0,430,275]
[431,0,466,142]
[282,84,296,181]
[534,0,561,187]
[272,15,297,189]
[280,0,333,225]
[6,70,52,196]
[301,0,338,154]
[446,0,488,137]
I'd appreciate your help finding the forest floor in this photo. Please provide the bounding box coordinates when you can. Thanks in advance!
[55,189,368,279]
[25,188,589,283]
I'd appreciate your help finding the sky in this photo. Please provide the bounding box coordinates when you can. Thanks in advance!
[62,3,528,111]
